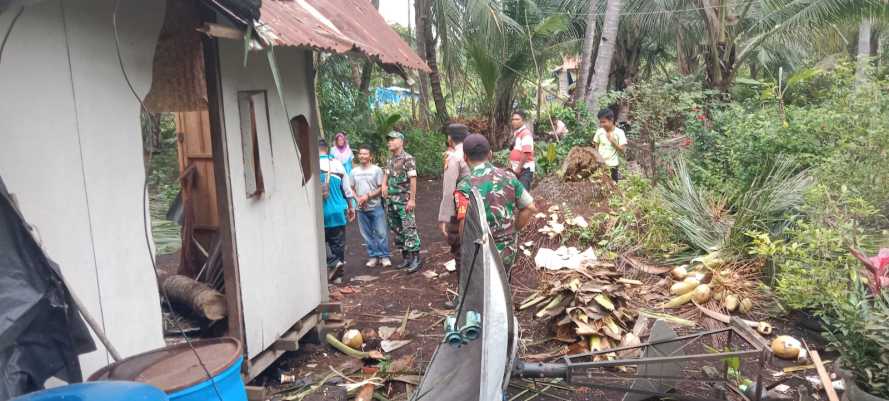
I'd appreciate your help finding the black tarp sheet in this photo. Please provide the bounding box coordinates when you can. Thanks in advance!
[0,176,96,400]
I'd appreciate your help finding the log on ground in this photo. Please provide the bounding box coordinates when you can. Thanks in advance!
[161,275,227,321]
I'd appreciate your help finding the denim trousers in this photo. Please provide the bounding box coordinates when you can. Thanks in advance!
[357,205,390,258]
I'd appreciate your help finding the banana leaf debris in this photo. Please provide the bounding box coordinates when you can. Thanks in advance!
[520,261,643,356]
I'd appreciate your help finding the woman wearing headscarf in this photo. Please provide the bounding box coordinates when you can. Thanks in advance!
[331,132,354,175]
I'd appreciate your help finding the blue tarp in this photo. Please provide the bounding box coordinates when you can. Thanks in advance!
[373,86,417,107]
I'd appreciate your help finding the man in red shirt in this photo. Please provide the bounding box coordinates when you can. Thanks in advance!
[508,110,535,191]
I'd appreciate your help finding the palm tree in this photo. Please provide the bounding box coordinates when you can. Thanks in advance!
[417,0,450,124]
[575,0,598,103]
[857,17,874,83]
[586,0,623,111]
[451,0,584,146]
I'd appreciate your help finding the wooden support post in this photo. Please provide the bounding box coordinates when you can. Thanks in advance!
[244,386,267,401]
[200,12,246,352]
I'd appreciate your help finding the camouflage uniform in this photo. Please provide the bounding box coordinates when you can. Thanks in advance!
[385,150,421,252]
[455,162,534,269]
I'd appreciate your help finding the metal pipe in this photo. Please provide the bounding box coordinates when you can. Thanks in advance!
[512,361,570,379]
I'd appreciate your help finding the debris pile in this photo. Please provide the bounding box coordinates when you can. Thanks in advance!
[557,146,605,181]
[519,262,641,356]
[661,254,768,320]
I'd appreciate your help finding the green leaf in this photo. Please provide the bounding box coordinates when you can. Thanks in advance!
[467,42,499,101]
[533,15,569,37]
[735,77,764,86]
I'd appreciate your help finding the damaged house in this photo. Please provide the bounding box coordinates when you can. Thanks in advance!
[0,0,427,386]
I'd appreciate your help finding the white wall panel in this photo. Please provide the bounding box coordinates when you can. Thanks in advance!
[217,41,325,358]
[0,0,165,376]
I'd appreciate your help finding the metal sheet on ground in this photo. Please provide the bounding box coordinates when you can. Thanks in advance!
[411,189,517,401]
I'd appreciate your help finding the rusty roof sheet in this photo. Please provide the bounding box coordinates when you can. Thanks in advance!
[256,0,430,72]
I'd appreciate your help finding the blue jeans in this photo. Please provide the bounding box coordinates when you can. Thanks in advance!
[358,205,390,258]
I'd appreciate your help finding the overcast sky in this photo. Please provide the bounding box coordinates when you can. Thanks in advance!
[378,0,412,28]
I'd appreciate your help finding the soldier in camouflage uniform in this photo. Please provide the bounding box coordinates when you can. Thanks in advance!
[382,131,423,272]
[455,134,537,271]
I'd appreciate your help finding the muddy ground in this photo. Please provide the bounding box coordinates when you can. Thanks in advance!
[253,177,830,401]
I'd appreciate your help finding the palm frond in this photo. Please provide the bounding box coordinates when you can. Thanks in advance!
[659,159,733,253]
[660,157,812,255]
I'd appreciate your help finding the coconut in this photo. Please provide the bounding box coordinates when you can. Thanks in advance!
[724,294,739,312]
[671,265,688,280]
[342,329,364,349]
[670,278,700,295]
[739,298,753,314]
[771,335,802,360]
[693,284,712,304]
[713,289,725,301]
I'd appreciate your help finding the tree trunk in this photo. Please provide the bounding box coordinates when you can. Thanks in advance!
[699,0,737,92]
[492,74,519,149]
[585,0,622,111]
[856,18,872,86]
[612,27,642,92]
[351,62,362,87]
[676,28,696,76]
[413,0,430,126]
[419,0,449,125]
[358,0,379,97]
[575,0,597,104]
[161,275,227,321]
[536,73,543,123]
[359,60,373,96]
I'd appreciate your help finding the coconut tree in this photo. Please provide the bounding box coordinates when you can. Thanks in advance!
[575,0,598,103]
[454,0,585,146]
[585,0,623,110]
[417,0,450,124]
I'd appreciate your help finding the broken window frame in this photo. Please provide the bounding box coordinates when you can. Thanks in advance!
[237,90,271,198]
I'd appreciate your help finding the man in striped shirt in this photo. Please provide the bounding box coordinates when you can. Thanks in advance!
[508,110,535,191]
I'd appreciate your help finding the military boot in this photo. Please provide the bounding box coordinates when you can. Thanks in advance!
[396,250,411,269]
[406,252,423,273]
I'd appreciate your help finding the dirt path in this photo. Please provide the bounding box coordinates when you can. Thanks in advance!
[257,177,814,401]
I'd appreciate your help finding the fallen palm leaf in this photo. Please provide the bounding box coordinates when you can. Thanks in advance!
[520,294,547,310]
[535,294,566,318]
[594,294,614,311]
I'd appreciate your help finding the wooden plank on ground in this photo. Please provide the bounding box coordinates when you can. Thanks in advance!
[810,350,840,401]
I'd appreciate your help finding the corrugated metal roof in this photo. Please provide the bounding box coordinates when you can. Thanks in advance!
[256,0,430,72]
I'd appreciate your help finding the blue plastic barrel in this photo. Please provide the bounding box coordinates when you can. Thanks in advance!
[12,381,168,401]
[89,338,247,401]
[166,356,245,401]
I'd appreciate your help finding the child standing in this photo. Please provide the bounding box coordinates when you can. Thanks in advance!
[593,108,627,182]
[350,145,392,268]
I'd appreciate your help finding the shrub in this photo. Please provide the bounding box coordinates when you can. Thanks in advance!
[688,64,889,218]
[402,128,446,177]
[750,184,881,310]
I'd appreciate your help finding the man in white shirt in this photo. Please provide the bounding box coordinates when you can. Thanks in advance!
[593,108,627,182]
